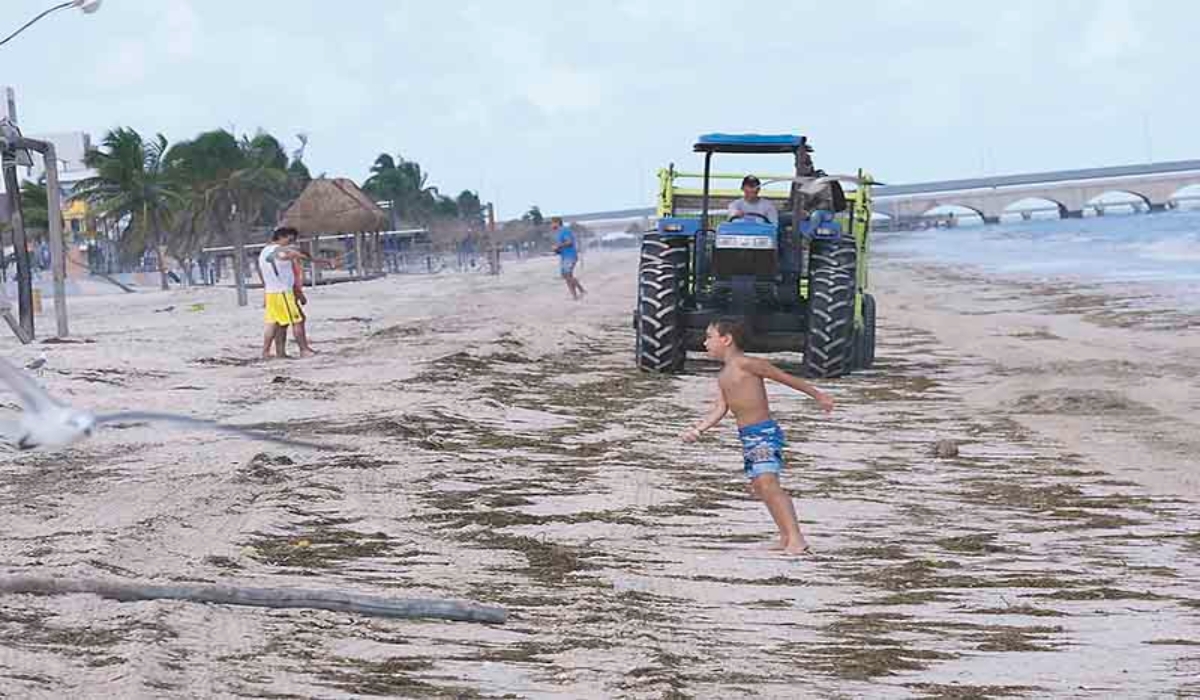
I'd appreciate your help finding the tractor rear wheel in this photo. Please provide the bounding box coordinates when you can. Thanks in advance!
[636,236,687,372]
[850,292,877,371]
[803,238,857,378]
[861,293,876,368]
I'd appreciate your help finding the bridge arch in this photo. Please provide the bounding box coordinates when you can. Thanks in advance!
[918,203,987,225]
[998,196,1069,222]
[1083,190,1152,215]
[1169,183,1200,209]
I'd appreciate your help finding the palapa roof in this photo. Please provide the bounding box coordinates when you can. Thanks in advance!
[278,178,388,234]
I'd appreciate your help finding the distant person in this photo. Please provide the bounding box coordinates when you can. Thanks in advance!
[550,216,586,300]
[681,318,834,555]
[257,227,326,359]
[728,175,779,225]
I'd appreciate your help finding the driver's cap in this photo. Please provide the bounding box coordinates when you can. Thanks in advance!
[741,175,761,187]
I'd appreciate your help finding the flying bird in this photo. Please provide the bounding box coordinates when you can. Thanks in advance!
[0,358,330,452]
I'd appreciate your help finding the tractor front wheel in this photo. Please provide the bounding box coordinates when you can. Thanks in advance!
[803,238,857,378]
[635,258,686,373]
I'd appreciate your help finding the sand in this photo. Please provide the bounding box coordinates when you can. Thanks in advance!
[0,250,1196,698]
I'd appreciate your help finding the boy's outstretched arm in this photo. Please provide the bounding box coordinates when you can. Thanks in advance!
[682,390,728,442]
[749,358,835,413]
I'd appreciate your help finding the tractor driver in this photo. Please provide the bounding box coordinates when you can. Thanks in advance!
[728,175,778,225]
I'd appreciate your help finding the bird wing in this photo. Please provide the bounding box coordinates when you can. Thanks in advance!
[94,411,335,451]
[0,357,63,412]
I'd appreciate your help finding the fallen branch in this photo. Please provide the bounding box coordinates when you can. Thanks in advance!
[0,576,506,624]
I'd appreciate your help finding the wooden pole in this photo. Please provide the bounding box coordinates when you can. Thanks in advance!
[42,142,68,338]
[233,232,249,307]
[354,231,365,280]
[2,159,34,338]
[0,575,507,624]
[311,235,322,285]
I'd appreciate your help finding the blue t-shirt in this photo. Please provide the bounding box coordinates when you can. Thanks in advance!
[556,227,577,260]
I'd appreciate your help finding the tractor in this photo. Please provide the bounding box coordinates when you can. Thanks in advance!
[634,133,876,377]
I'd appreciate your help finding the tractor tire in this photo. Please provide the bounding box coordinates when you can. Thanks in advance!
[635,258,686,373]
[803,238,857,378]
[850,292,877,371]
[641,233,690,274]
[862,293,877,369]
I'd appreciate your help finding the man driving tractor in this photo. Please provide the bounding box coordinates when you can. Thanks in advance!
[727,174,779,225]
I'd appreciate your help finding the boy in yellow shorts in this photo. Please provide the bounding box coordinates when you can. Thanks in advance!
[258,227,320,359]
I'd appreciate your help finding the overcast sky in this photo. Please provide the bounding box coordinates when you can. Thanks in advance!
[4,0,1196,217]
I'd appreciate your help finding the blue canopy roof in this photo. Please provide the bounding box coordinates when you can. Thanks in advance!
[695,133,805,153]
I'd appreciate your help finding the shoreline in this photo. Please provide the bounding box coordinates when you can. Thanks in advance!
[872,257,1200,499]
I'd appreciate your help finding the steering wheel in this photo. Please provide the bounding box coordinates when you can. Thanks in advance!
[731,212,772,224]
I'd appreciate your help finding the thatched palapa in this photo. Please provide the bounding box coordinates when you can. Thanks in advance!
[279,178,387,234]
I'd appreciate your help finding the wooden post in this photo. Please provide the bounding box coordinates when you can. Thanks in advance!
[354,231,365,280]
[42,142,68,338]
[2,158,34,338]
[233,233,249,307]
[311,235,322,285]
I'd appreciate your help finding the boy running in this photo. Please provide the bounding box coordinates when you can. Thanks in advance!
[550,217,586,300]
[682,318,834,555]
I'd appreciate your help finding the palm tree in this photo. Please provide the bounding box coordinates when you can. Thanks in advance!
[19,179,50,234]
[167,129,287,306]
[74,128,181,290]
[364,154,440,227]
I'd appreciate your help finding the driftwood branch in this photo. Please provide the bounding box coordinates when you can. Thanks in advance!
[0,576,507,624]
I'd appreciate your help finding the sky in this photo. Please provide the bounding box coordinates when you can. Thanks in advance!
[2,0,1197,218]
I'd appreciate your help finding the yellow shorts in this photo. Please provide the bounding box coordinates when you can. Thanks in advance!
[264,291,304,326]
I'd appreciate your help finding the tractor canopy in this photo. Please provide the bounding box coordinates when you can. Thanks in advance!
[694,133,807,154]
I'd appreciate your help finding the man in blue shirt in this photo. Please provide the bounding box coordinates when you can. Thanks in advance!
[551,217,586,300]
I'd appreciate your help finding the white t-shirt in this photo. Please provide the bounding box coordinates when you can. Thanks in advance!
[258,244,295,293]
[728,197,779,224]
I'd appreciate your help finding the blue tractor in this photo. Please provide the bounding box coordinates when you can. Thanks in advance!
[635,133,876,377]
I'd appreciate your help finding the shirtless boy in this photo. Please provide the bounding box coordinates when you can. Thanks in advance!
[682,318,834,554]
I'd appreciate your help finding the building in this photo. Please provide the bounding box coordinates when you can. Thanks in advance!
[1,131,98,243]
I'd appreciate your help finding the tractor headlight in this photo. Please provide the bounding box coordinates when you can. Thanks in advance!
[662,223,684,233]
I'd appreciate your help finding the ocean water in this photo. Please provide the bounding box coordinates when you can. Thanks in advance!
[874,209,1200,310]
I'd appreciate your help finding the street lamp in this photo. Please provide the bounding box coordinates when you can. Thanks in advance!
[0,0,102,49]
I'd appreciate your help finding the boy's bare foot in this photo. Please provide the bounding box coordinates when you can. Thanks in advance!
[299,348,316,358]
[783,542,813,556]
[768,539,787,551]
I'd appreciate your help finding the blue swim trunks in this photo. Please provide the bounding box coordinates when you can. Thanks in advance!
[559,255,577,276]
[739,419,786,479]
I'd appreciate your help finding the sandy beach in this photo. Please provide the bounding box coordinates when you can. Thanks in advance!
[0,249,1197,698]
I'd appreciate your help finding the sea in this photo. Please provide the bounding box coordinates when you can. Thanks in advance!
[874,208,1200,311]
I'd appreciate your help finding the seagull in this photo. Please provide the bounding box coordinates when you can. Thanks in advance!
[24,353,47,376]
[0,357,331,452]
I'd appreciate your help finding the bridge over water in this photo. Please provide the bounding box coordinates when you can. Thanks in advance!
[559,159,1200,229]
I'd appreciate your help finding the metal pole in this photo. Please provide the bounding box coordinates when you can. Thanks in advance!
[43,142,68,337]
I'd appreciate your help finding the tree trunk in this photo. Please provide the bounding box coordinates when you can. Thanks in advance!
[0,575,506,624]
[151,210,169,291]
[233,228,249,307]
[181,257,195,286]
